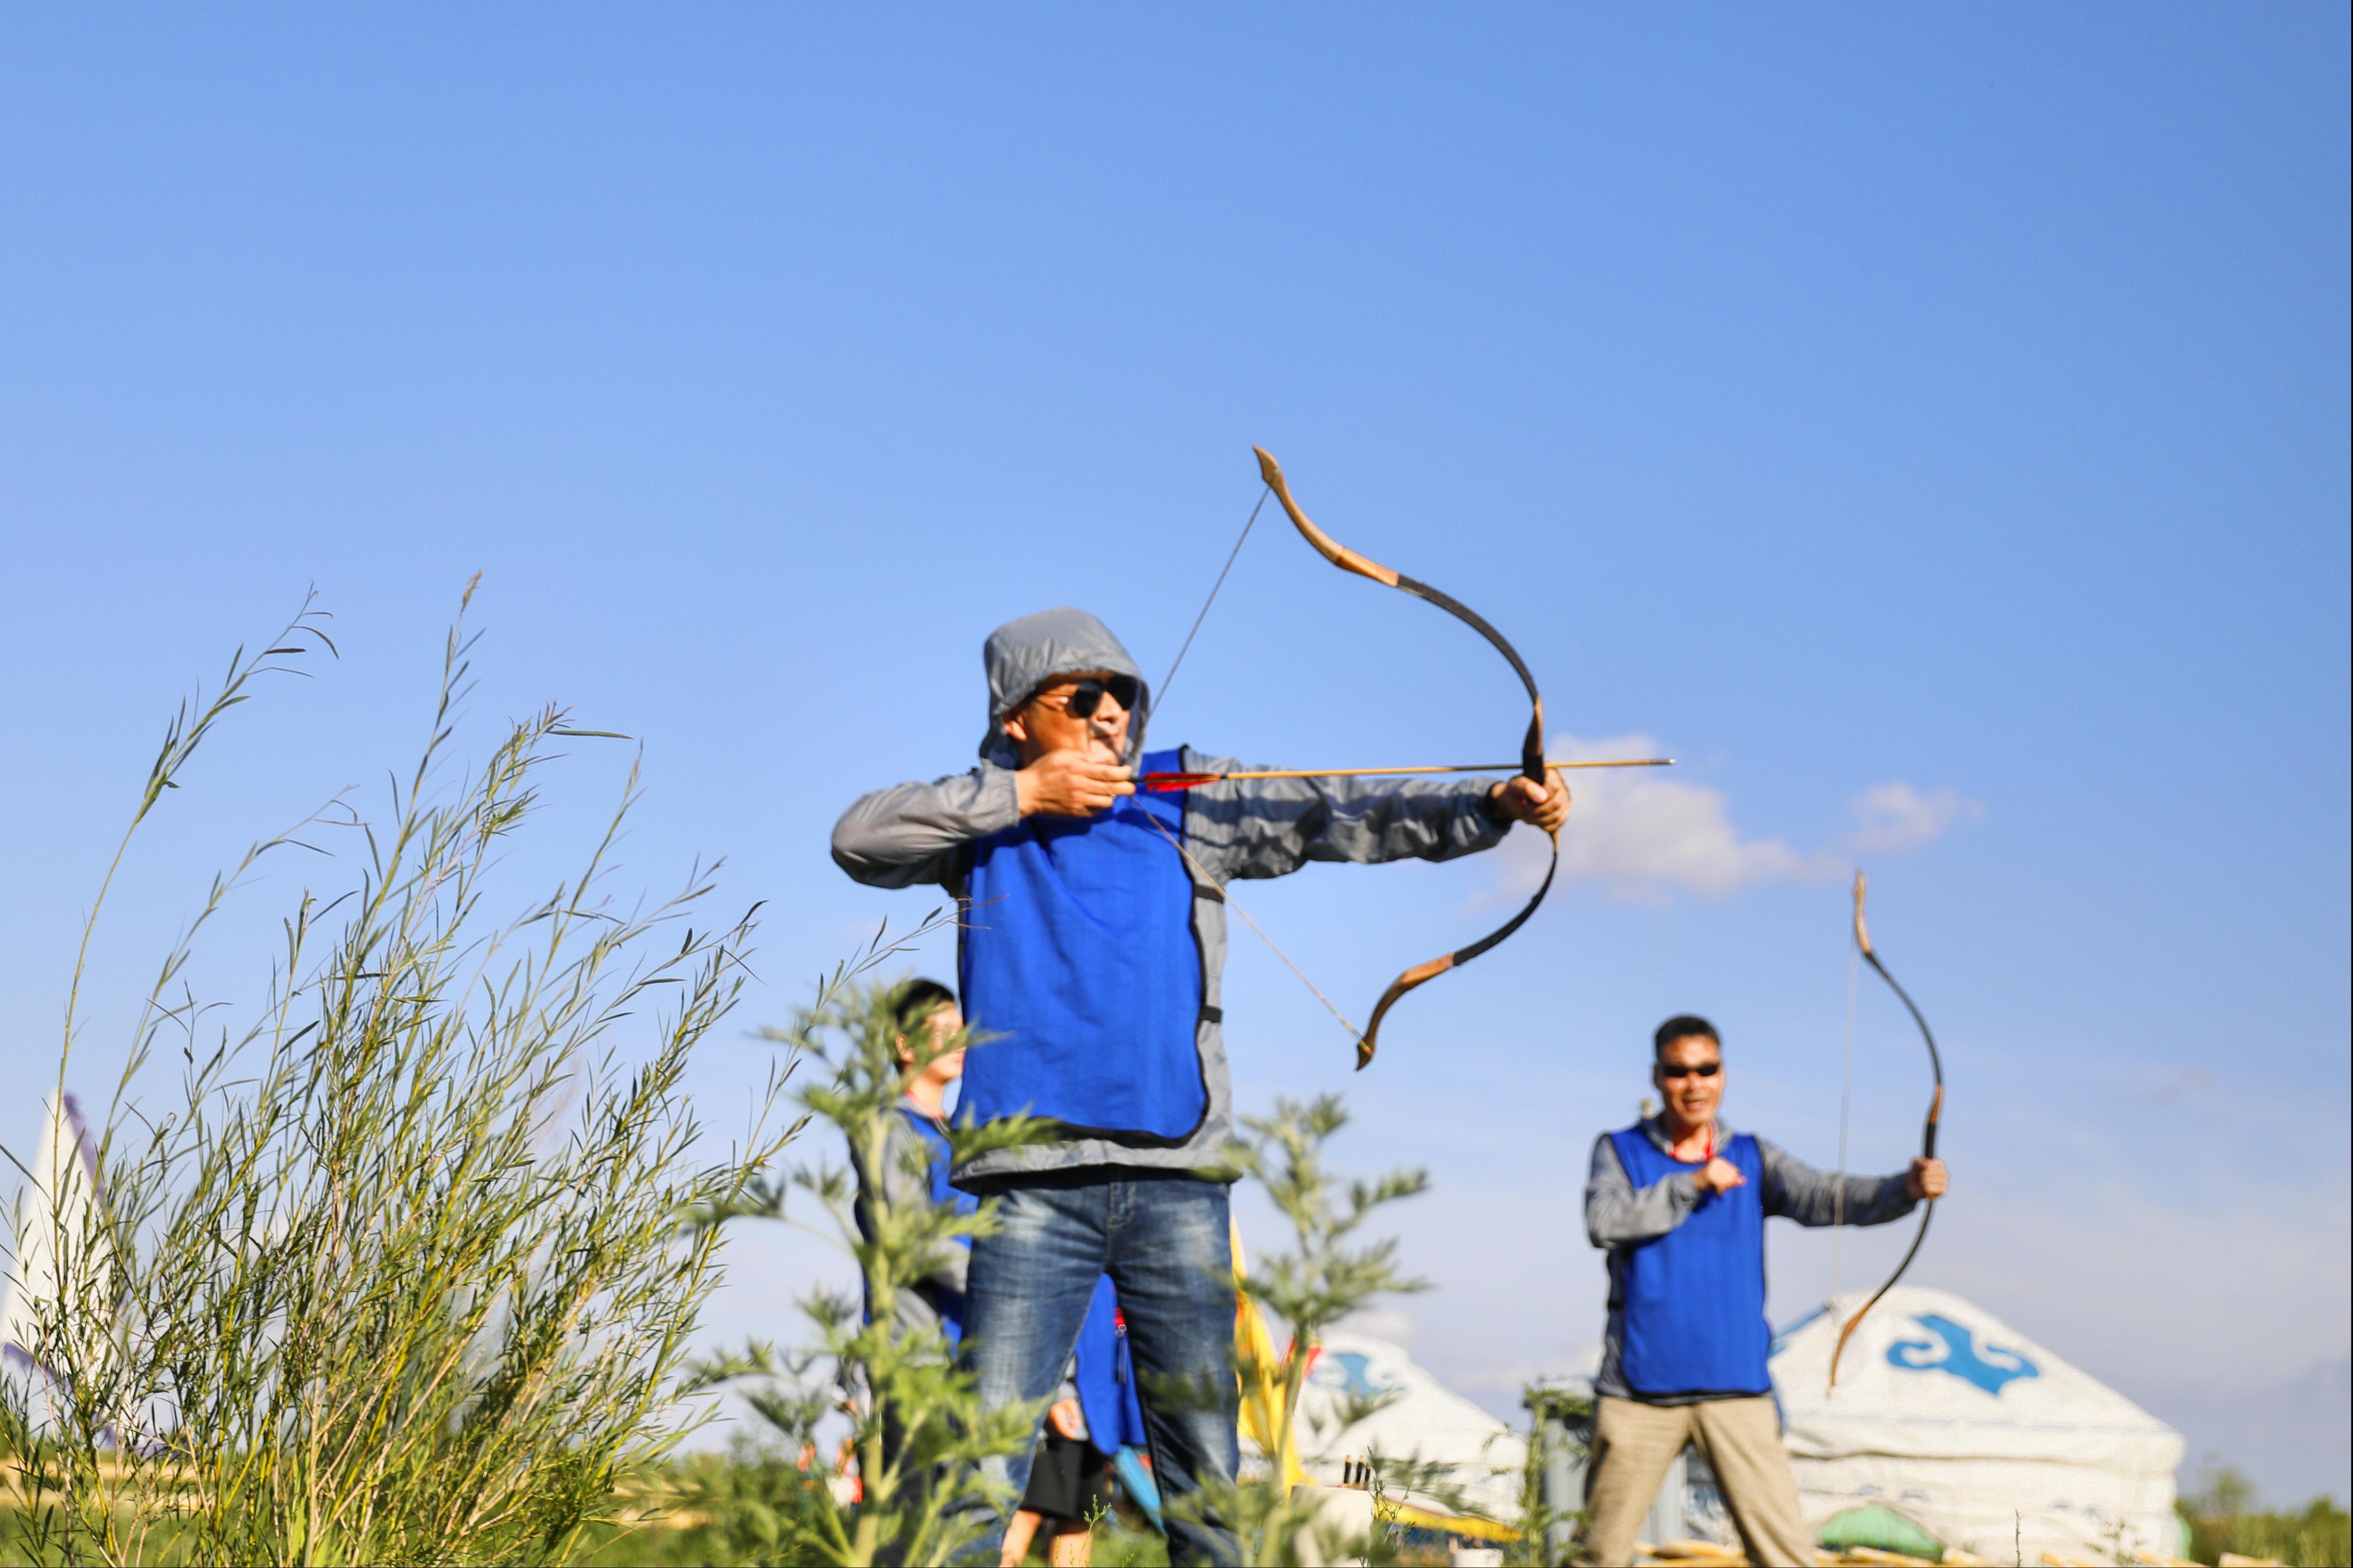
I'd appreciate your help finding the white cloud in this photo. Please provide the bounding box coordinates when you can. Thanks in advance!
[1491,733,1981,903]
[1842,782,1985,856]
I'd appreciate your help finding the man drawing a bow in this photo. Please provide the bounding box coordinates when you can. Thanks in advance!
[830,605,1566,1563]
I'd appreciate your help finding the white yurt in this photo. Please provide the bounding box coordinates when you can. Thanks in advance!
[2,1094,110,1377]
[1266,1331,1528,1524]
[1769,1285,2186,1565]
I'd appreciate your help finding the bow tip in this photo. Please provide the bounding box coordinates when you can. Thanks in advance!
[1253,446,1283,485]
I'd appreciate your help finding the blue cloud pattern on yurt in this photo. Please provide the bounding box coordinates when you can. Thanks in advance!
[1311,1350,1401,1401]
[1886,1313,2039,1395]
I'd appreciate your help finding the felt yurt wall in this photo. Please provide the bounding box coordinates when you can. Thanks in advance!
[1770,1285,2185,1564]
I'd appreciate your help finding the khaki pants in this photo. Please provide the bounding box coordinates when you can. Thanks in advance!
[1576,1395,1812,1567]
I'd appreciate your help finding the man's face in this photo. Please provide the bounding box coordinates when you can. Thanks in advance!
[1654,1034,1725,1126]
[1002,670,1132,766]
[898,1004,967,1082]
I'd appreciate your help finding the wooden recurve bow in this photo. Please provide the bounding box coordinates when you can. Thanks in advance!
[1252,447,1559,1070]
[1827,870,1946,1390]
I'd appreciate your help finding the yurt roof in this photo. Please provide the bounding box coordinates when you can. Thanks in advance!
[1771,1285,2182,1473]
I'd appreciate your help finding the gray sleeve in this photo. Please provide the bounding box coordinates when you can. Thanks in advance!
[1585,1132,1704,1248]
[1756,1137,1918,1228]
[1180,750,1514,883]
[877,1117,969,1297]
[928,1235,970,1298]
[831,766,1020,889]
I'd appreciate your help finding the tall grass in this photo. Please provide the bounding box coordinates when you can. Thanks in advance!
[2,589,787,1567]
[1166,1094,1438,1567]
[2178,1463,2351,1568]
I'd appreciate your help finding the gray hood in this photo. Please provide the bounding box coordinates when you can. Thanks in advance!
[977,607,1149,768]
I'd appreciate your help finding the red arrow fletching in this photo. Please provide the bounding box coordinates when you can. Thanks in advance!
[1139,773,1220,793]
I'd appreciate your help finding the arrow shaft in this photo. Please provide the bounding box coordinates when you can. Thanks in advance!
[1139,758,1673,791]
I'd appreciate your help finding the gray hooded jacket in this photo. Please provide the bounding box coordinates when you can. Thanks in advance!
[832,607,1517,1183]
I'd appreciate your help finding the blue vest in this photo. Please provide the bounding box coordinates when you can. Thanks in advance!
[861,1107,981,1342]
[1608,1126,1772,1396]
[904,1108,981,1225]
[959,750,1206,1142]
[1073,1274,1151,1458]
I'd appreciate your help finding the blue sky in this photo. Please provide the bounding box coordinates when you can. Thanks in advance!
[2,6,2345,1501]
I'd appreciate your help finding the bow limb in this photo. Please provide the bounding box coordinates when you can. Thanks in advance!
[1252,446,1557,1070]
[1827,871,1946,1391]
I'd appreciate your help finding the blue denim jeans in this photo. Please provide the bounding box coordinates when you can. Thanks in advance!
[963,1170,1239,1566]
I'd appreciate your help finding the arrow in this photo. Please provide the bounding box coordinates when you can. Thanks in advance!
[1137,758,1675,793]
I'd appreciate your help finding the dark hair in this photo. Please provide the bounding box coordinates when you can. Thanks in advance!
[889,978,958,1037]
[1653,1014,1721,1060]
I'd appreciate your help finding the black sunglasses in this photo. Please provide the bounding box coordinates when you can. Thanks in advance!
[1054,675,1140,720]
[1657,1061,1721,1079]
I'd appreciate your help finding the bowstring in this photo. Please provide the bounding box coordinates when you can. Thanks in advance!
[1833,940,1859,1303]
[1148,486,1268,738]
[1136,808,1364,1047]
[1137,481,1362,1046]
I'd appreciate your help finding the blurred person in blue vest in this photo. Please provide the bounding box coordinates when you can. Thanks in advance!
[1000,1275,1153,1567]
[851,978,979,1348]
[847,975,980,1536]
[1579,1014,1950,1567]
[832,607,1568,1564]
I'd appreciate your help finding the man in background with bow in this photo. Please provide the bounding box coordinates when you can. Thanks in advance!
[1579,1014,1950,1567]
[831,605,1566,1563]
